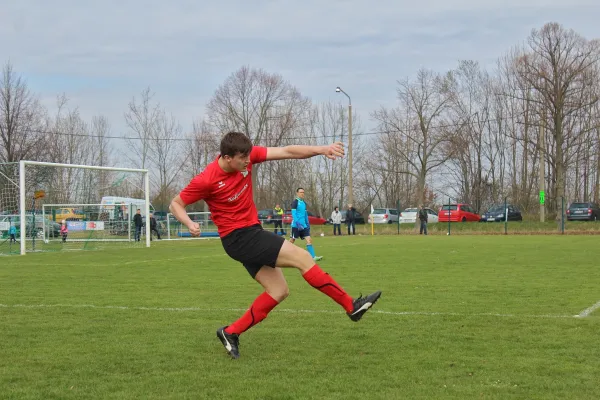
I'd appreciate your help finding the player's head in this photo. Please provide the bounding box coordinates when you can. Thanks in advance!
[296,187,305,199]
[334,206,339,211]
[275,204,280,209]
[136,209,141,214]
[220,131,253,171]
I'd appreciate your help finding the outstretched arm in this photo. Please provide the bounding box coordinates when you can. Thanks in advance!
[169,195,201,236]
[266,142,344,161]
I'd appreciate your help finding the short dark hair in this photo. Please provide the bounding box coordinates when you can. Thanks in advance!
[296,187,304,193]
[220,131,253,158]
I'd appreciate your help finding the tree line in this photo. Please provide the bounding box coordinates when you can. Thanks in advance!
[1,22,599,225]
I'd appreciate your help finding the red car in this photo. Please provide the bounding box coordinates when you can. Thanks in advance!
[438,203,480,222]
[282,210,327,225]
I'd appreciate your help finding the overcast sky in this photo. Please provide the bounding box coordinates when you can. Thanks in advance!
[2,0,599,136]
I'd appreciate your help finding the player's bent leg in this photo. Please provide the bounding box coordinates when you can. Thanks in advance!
[275,239,382,320]
[219,266,285,359]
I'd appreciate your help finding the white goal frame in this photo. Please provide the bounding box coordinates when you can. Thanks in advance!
[19,160,150,255]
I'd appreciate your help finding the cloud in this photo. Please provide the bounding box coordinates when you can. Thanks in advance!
[1,0,598,133]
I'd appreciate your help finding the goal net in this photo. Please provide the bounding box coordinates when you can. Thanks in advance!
[166,211,219,240]
[0,161,150,255]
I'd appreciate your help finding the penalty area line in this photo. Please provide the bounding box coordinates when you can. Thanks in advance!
[575,300,600,318]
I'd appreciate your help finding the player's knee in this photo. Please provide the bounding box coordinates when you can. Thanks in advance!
[268,285,289,302]
[278,241,313,271]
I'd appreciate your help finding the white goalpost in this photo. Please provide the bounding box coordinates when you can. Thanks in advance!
[12,160,150,255]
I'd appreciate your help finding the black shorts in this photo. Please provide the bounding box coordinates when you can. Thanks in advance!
[221,224,285,279]
[291,227,310,240]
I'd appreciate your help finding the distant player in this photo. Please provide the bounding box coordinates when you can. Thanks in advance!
[169,131,381,359]
[289,187,322,261]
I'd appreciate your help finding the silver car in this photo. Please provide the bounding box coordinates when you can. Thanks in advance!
[368,208,399,224]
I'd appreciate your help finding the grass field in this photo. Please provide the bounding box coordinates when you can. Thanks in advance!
[2,235,600,399]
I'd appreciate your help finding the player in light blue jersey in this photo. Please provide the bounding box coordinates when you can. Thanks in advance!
[289,187,322,261]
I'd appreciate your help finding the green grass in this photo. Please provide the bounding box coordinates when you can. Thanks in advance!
[1,236,600,399]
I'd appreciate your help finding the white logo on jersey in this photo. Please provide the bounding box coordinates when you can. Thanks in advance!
[218,181,225,188]
[228,183,249,202]
[241,171,248,178]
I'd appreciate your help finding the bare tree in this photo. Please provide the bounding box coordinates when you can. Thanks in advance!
[515,22,600,226]
[124,87,161,174]
[207,66,311,201]
[444,60,505,212]
[372,68,453,223]
[0,62,49,211]
[184,119,219,212]
[89,115,113,198]
[149,112,185,212]
[0,62,48,164]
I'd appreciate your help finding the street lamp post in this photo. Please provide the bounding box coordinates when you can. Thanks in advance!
[336,86,353,206]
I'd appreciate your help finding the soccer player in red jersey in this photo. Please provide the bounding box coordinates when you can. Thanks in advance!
[169,132,381,359]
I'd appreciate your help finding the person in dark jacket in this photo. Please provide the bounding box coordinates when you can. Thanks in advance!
[149,213,161,240]
[133,209,143,241]
[346,204,356,235]
[418,204,428,235]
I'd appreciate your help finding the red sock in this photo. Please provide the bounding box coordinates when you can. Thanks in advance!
[225,292,279,335]
[303,264,354,313]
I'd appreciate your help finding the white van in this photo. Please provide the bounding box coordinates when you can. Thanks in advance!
[100,196,152,220]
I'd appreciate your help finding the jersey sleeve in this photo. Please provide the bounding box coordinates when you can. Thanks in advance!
[179,173,211,205]
[291,199,299,227]
[250,146,267,165]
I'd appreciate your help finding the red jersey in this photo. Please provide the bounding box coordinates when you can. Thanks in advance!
[179,146,268,237]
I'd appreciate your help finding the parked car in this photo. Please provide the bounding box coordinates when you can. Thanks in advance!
[258,209,275,224]
[399,207,439,224]
[438,203,480,222]
[328,210,366,224]
[480,204,523,222]
[282,210,327,225]
[566,202,600,221]
[368,208,399,224]
[0,214,61,238]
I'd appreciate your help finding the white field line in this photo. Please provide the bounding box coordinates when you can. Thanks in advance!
[575,300,600,318]
[0,303,578,319]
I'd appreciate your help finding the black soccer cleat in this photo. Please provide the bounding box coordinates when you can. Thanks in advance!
[347,291,382,322]
[216,326,240,359]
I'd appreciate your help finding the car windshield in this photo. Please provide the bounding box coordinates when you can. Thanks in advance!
[487,205,504,212]
[570,203,589,208]
[372,208,387,214]
[403,208,418,213]
[441,205,458,211]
